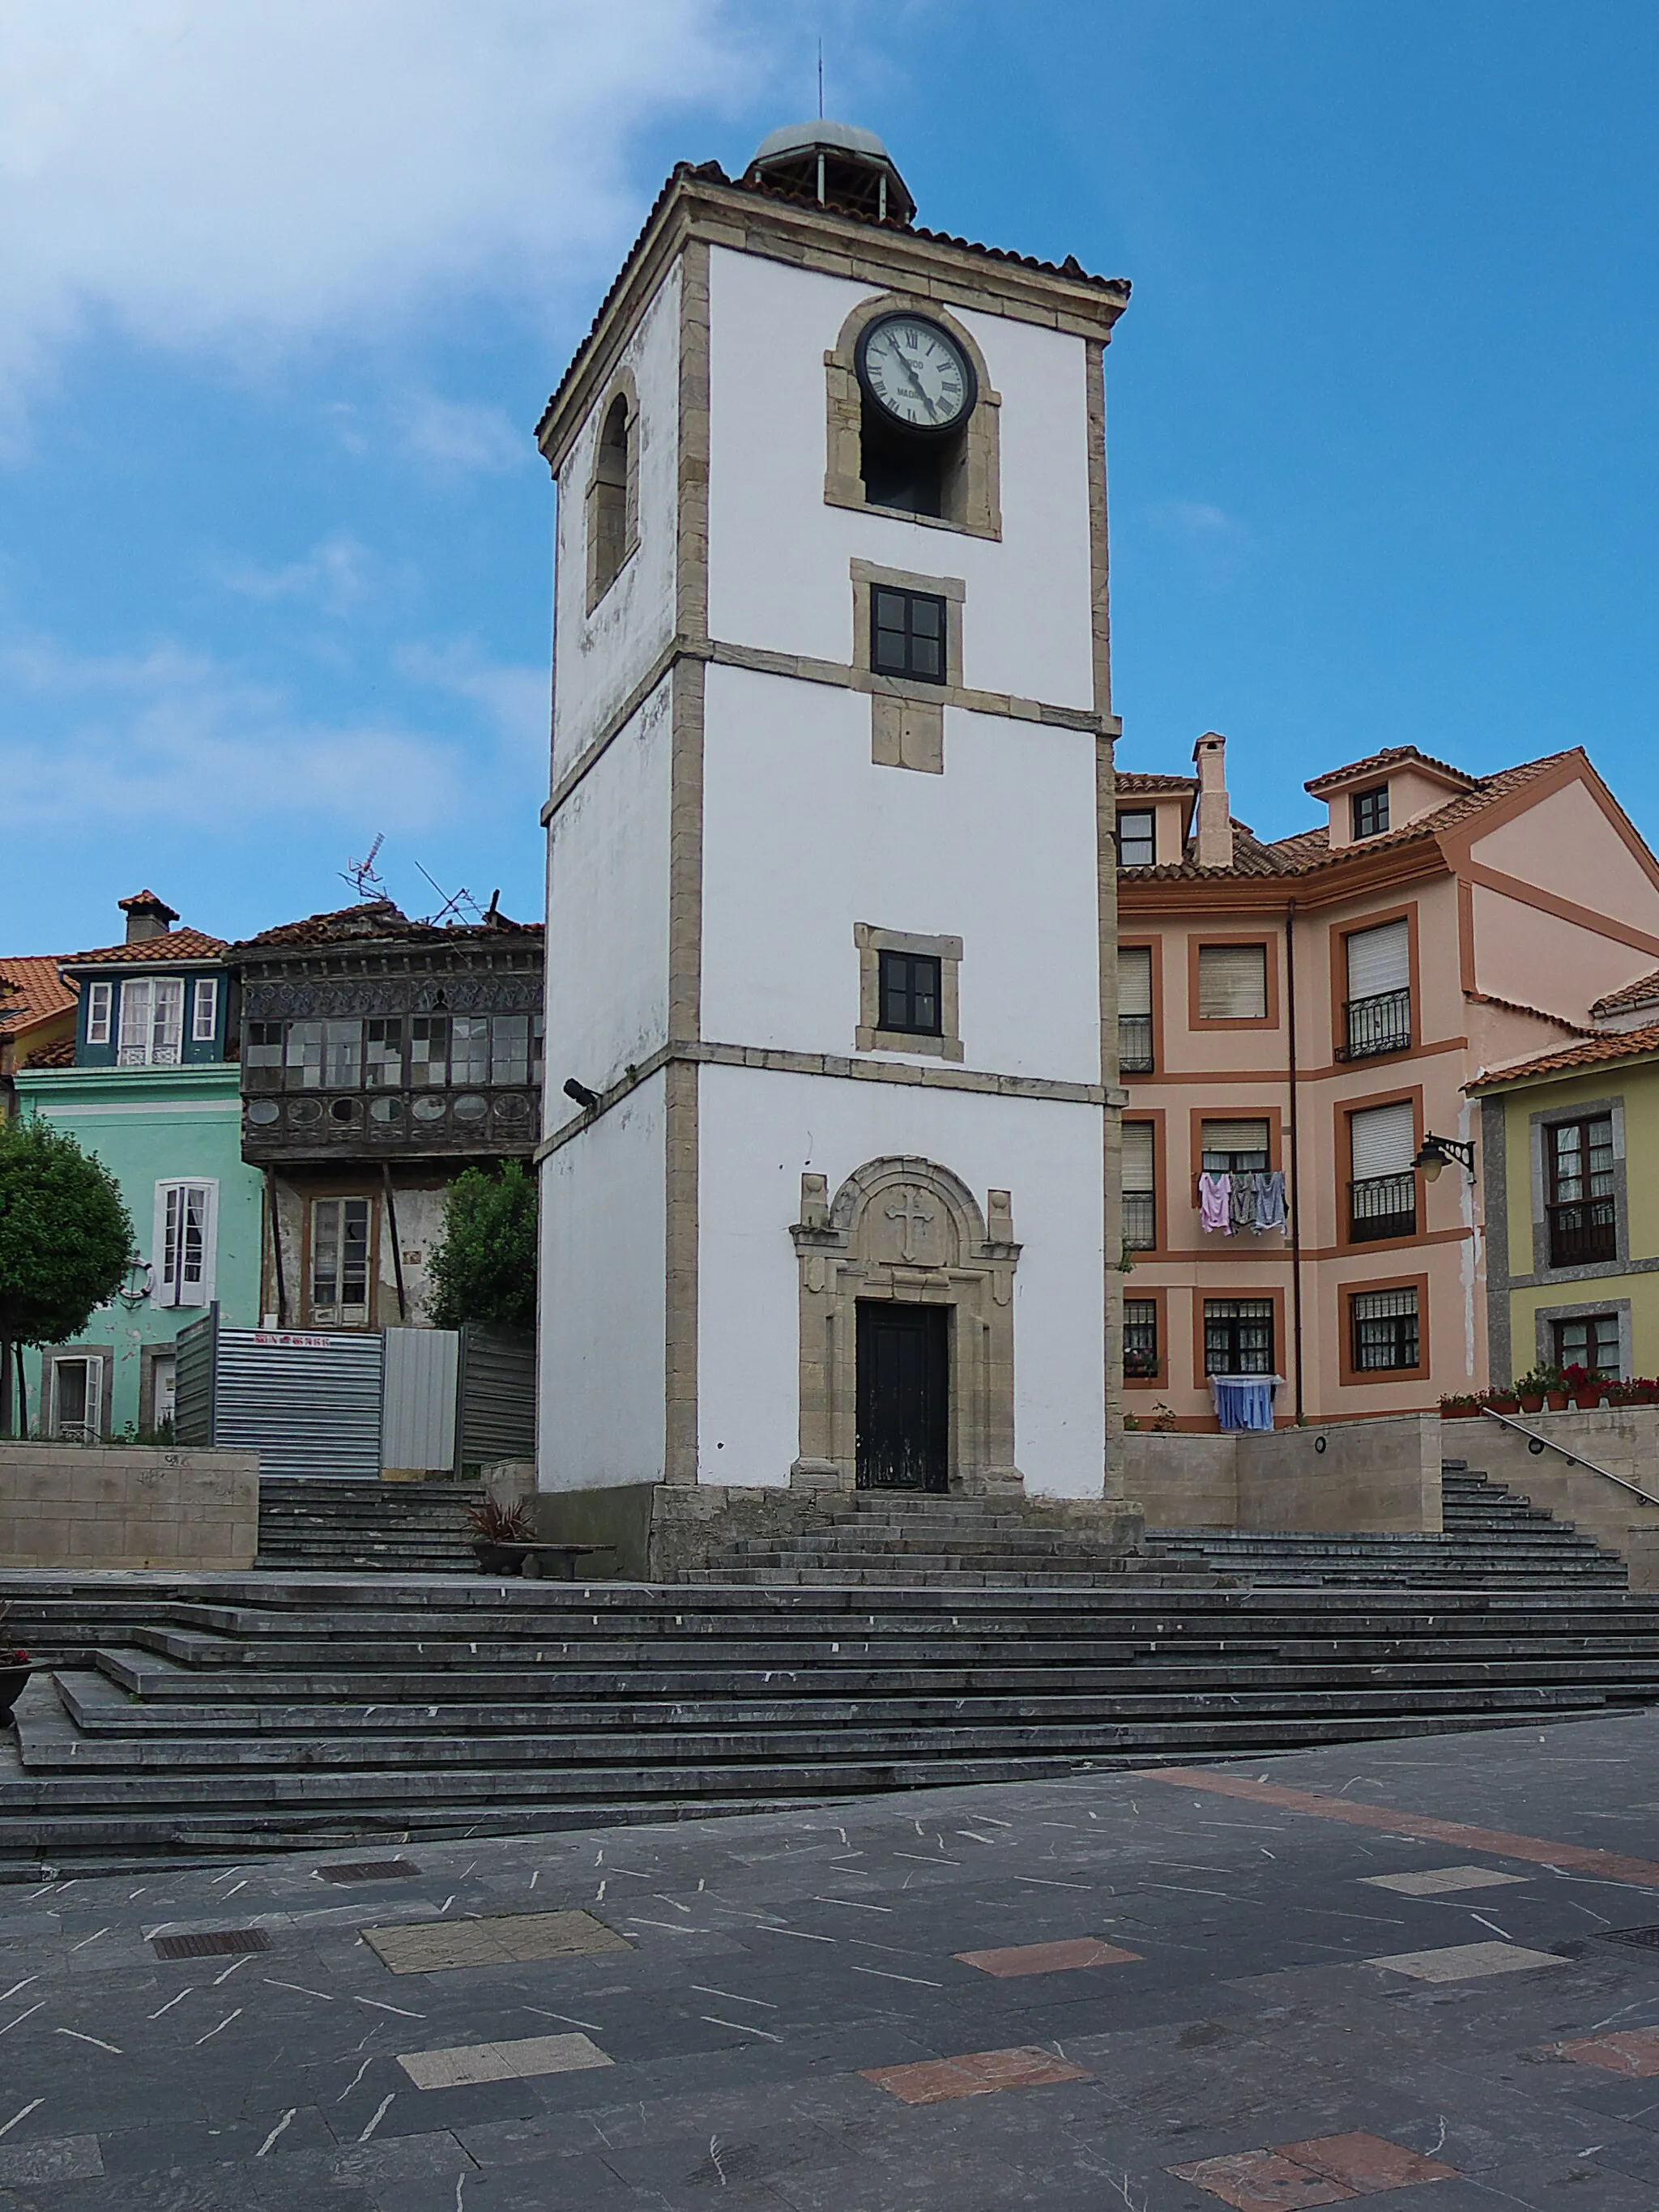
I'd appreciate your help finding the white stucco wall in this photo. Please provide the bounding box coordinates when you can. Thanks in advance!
[696,1062,1106,1498]
[550,259,681,781]
[697,661,1100,1082]
[705,245,1095,710]
[537,1071,666,1490]
[544,677,672,1118]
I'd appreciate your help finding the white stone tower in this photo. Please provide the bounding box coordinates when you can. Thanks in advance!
[534,126,1129,1536]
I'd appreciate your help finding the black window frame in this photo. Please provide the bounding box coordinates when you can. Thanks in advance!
[1115,809,1156,867]
[870,586,948,685]
[877,948,943,1038]
[1350,1286,1419,1372]
[1350,785,1390,840]
[1203,1298,1275,1378]
[1124,1298,1159,1380]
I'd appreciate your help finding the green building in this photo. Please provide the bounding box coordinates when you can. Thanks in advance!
[14,893,264,1438]
[1473,1011,1659,1385]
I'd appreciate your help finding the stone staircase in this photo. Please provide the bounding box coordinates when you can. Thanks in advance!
[687,1490,1209,1588]
[255,1478,480,1573]
[1144,1463,1630,1591]
[4,1555,1659,1867]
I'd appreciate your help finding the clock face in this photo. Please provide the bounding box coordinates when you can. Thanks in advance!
[856,315,976,434]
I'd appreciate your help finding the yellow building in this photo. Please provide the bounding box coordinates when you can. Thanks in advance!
[1473,1016,1659,1386]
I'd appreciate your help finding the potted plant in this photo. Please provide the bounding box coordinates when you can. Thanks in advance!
[1483,1387,1520,1414]
[467,1496,535,1575]
[1439,1393,1482,1421]
[1515,1366,1563,1413]
[1561,1363,1607,1411]
[0,1609,31,1720]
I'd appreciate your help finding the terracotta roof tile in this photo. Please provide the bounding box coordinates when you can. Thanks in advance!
[1469,1021,1659,1091]
[64,929,227,969]
[1120,752,1578,884]
[0,956,78,1029]
[1464,990,1598,1036]
[1303,743,1479,797]
[1115,773,1197,795]
[1590,968,1659,1017]
[19,1035,77,1069]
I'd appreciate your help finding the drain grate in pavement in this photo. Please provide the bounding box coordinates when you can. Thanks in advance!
[315,1860,421,1884]
[1597,1924,1659,1950]
[151,1929,273,1960]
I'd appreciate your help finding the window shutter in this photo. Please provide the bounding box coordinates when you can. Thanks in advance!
[1350,1100,1416,1179]
[152,978,184,1063]
[1346,919,1410,999]
[178,1183,216,1306]
[86,981,113,1046]
[155,1182,180,1306]
[1122,1123,1155,1192]
[192,977,218,1042]
[1201,1118,1270,1156]
[119,979,153,1064]
[1118,947,1153,1018]
[1197,944,1268,1020]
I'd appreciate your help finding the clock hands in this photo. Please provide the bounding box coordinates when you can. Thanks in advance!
[891,343,941,424]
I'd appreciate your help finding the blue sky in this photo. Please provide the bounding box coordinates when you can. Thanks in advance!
[6,2,1659,954]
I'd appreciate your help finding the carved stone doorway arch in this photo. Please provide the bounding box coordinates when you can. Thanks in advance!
[790,1155,1021,1496]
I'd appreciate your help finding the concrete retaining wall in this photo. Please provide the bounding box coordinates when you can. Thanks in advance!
[1443,1409,1659,1590]
[0,1445,259,1570]
[1128,1414,1442,1534]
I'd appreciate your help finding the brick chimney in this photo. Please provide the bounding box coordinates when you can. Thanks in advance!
[118,889,180,945]
[1191,733,1234,870]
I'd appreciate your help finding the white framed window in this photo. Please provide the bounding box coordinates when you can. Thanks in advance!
[85,979,113,1046]
[309,1196,373,1325]
[191,975,219,1042]
[153,1180,217,1307]
[49,1354,105,1442]
[118,977,184,1067]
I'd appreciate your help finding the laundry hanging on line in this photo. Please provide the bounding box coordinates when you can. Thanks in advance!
[1198,1168,1287,1235]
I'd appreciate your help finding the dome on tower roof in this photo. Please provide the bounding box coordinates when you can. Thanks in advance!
[751,118,891,164]
[744,118,915,225]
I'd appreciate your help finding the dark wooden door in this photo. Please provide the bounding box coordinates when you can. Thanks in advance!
[855,1301,949,1493]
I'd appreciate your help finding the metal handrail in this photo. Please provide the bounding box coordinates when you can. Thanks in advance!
[1478,1405,1659,1508]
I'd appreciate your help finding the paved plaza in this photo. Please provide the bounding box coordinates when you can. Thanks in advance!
[6,1717,1659,2207]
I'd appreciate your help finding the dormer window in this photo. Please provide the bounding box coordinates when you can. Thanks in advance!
[1351,785,1390,840]
[1116,809,1155,867]
[117,978,183,1067]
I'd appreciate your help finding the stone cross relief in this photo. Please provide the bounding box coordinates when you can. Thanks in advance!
[883,1187,936,1264]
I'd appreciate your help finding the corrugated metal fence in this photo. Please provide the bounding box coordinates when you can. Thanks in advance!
[171,1308,535,1478]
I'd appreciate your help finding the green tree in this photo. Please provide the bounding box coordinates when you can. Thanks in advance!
[426,1161,537,1332]
[0,1118,133,1436]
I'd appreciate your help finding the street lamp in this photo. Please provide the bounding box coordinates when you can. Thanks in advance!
[1413,1133,1476,1183]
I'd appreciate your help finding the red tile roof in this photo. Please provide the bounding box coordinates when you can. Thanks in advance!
[1590,969,1659,1018]
[1116,773,1197,795]
[19,1035,76,1069]
[0,955,78,1031]
[1120,752,1576,883]
[1469,1021,1659,1091]
[64,929,226,969]
[1303,744,1479,798]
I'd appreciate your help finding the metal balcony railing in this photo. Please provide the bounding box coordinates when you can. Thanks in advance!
[1118,1013,1153,1074]
[1549,1200,1617,1268]
[1349,1171,1416,1242]
[1341,988,1411,1059]
[1123,1192,1157,1250]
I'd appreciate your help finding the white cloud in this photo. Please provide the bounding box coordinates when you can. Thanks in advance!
[0,1,769,418]
[397,392,530,475]
[398,640,548,765]
[0,629,546,834]
[215,531,374,615]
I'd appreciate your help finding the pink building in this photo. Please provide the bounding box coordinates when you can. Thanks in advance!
[1115,737,1659,1427]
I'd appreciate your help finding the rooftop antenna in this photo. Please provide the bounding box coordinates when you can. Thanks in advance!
[341,833,386,902]
[817,37,824,117]
[412,858,481,927]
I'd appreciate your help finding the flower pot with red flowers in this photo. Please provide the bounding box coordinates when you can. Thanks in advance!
[1486,1392,1520,1414]
[1439,1395,1481,1421]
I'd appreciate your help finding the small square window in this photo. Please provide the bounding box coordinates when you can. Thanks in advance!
[878,950,942,1036]
[1116,809,1155,867]
[1351,1286,1418,1371]
[1554,1313,1622,1378]
[1204,1298,1274,1378]
[871,586,948,684]
[1351,785,1390,839]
